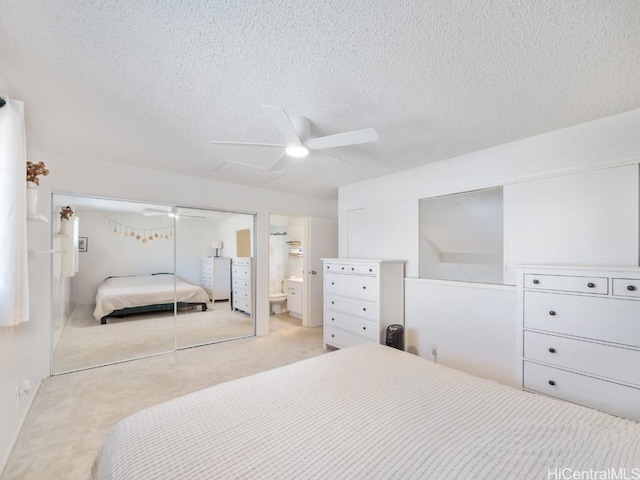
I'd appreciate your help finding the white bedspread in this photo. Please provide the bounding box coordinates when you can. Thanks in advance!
[93,274,210,321]
[91,344,640,480]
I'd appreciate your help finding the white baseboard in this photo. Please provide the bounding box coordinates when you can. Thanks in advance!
[0,379,42,477]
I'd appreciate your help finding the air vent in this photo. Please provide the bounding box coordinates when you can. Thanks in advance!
[209,162,284,184]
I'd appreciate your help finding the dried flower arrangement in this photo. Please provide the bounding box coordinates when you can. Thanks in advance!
[59,206,74,221]
[26,161,50,186]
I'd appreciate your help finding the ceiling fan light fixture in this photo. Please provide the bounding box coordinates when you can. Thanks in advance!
[285,145,309,158]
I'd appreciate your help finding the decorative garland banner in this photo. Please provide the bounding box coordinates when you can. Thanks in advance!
[105,217,173,243]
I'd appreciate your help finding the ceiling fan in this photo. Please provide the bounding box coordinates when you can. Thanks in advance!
[210,105,379,171]
[142,208,206,219]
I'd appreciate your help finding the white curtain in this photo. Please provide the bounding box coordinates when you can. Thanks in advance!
[0,96,29,326]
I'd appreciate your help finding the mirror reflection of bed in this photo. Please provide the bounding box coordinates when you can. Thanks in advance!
[51,195,256,374]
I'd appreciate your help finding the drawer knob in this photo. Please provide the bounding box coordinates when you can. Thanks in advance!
[548,380,556,386]
[351,267,354,271]
[362,286,367,290]
[341,267,345,270]
[331,318,335,321]
[532,279,540,284]
[587,282,595,288]
[628,285,637,291]
[331,334,335,338]
[331,301,335,304]
[331,282,335,285]
[549,311,556,316]
[548,347,556,353]
[369,268,372,272]
[362,326,366,330]
[362,308,367,311]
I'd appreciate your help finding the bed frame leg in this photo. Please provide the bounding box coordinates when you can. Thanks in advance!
[101,318,107,325]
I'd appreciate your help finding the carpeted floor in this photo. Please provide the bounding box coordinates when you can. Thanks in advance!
[2,323,326,480]
[53,302,255,373]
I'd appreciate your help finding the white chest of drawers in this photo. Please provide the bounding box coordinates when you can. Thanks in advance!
[518,266,640,422]
[201,257,231,301]
[323,259,404,350]
[232,257,252,314]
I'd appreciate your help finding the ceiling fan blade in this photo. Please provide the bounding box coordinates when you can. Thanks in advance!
[260,105,302,146]
[305,128,378,150]
[268,152,290,171]
[209,140,286,148]
[317,150,352,166]
[143,208,172,216]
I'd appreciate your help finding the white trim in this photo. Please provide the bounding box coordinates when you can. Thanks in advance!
[404,276,517,292]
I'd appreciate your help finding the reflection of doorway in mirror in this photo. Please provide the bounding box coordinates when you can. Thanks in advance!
[236,229,251,257]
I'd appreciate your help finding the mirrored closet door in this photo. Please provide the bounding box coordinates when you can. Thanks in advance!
[51,194,256,374]
[174,207,255,349]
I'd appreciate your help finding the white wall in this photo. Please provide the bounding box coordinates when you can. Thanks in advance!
[405,279,517,387]
[340,108,640,387]
[71,210,175,303]
[217,215,254,259]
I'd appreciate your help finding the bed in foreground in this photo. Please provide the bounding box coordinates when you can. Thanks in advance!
[93,274,210,324]
[91,344,640,479]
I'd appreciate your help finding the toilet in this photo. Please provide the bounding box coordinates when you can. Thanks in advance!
[269,291,288,314]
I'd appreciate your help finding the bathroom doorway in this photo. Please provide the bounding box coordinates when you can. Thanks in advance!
[268,214,305,331]
[268,214,338,333]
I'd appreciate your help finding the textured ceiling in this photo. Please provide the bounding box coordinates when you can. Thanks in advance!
[1,0,639,198]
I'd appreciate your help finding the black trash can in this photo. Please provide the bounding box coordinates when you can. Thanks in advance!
[385,324,404,350]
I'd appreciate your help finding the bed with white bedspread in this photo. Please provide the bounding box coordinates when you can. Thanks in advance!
[93,274,210,324]
[91,344,640,479]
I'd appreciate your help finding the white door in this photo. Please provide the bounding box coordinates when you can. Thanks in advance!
[304,217,338,327]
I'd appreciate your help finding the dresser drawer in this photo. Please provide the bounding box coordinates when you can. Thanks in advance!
[524,331,640,387]
[232,268,250,280]
[325,294,378,321]
[233,289,250,300]
[612,278,640,298]
[233,258,251,266]
[325,325,375,349]
[325,273,377,301]
[523,361,640,421]
[325,263,379,276]
[524,274,608,294]
[232,279,250,290]
[523,291,640,348]
[202,280,213,289]
[324,311,378,341]
[233,298,250,312]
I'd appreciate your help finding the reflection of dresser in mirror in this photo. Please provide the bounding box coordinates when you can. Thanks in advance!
[201,257,231,302]
[232,257,252,314]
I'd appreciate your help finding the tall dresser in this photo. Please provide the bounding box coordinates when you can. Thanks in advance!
[518,266,640,422]
[232,257,252,314]
[201,257,231,302]
[323,259,404,350]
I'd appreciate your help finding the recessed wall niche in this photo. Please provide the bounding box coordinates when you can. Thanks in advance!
[419,187,504,285]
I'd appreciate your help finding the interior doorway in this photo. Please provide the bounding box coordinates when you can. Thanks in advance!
[267,214,338,333]
[268,214,305,332]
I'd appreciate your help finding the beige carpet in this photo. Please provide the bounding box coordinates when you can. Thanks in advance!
[53,302,255,373]
[3,325,326,480]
